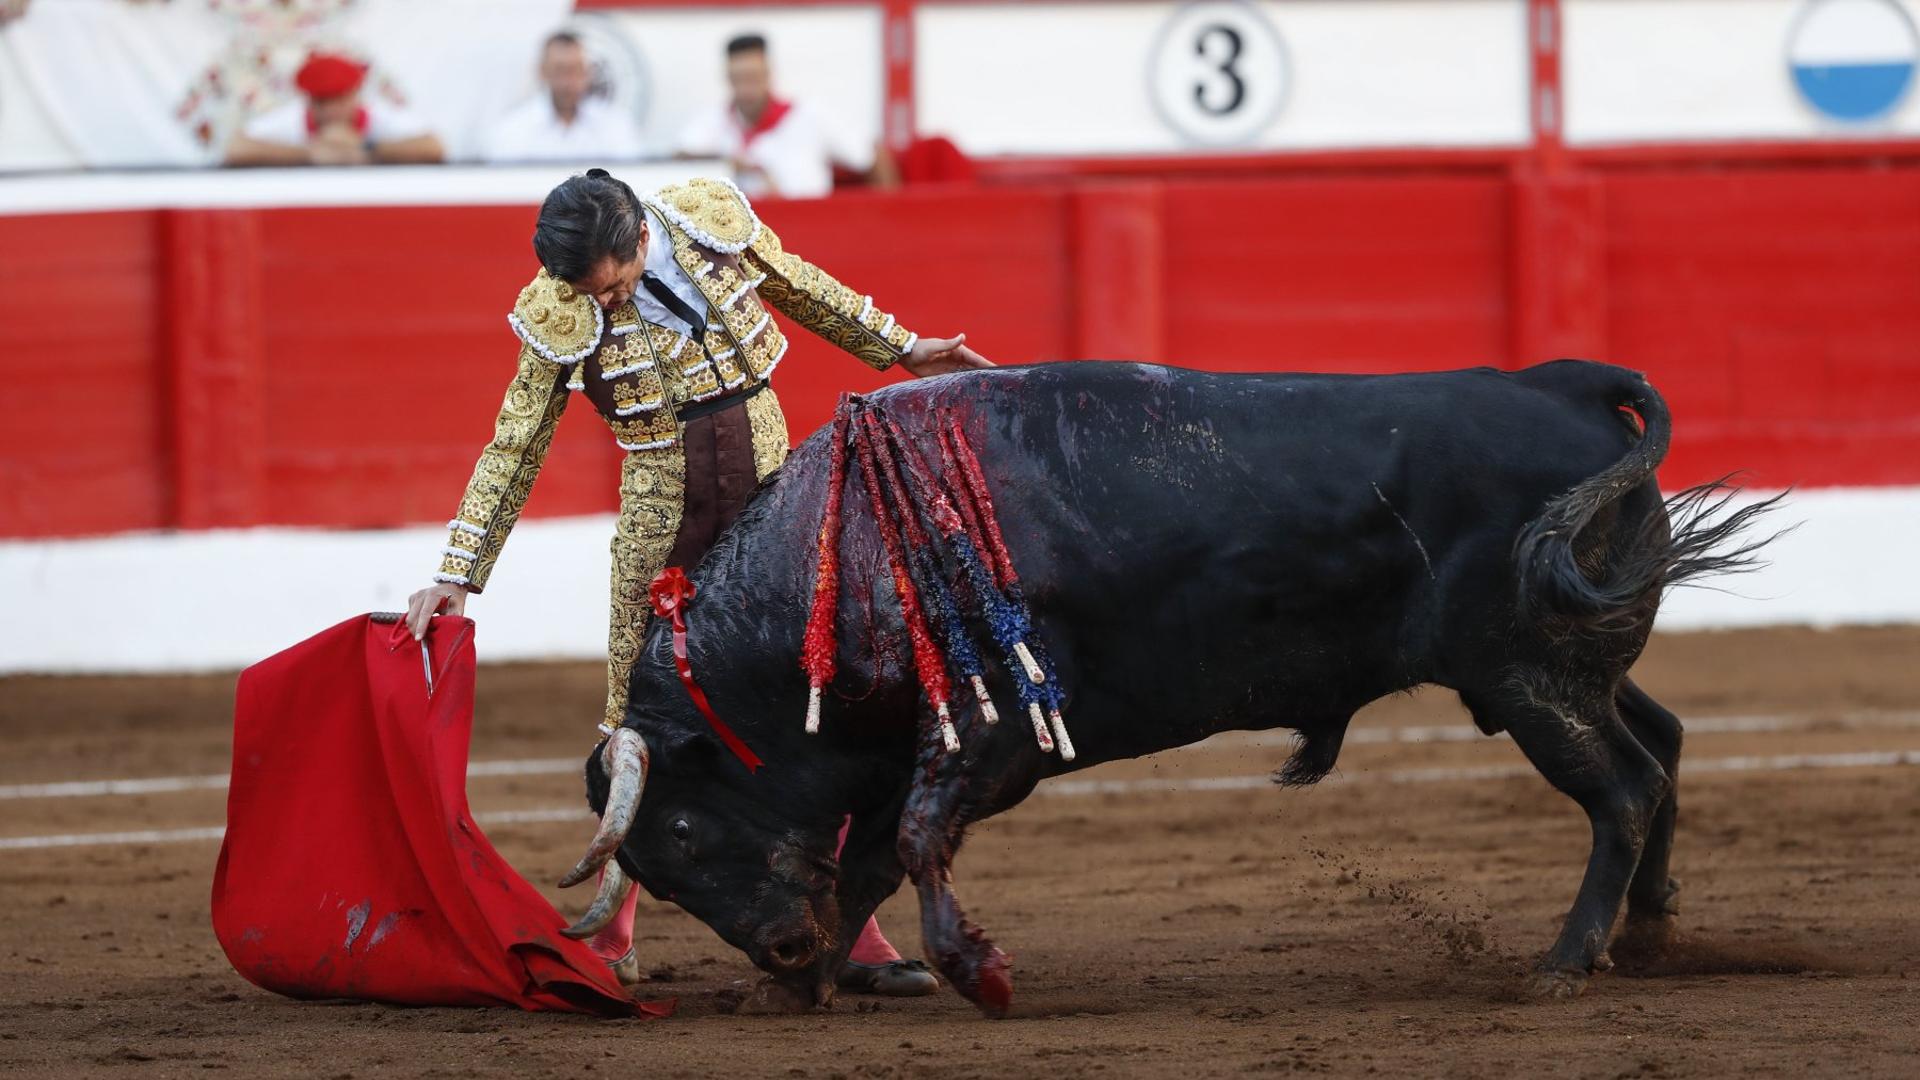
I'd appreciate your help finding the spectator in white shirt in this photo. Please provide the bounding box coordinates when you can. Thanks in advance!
[675,33,896,200]
[482,31,643,165]
[224,52,443,167]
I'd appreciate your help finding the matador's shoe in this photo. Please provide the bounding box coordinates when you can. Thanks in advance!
[836,958,939,996]
[607,947,643,989]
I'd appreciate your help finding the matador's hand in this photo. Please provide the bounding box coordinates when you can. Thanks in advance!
[405,582,469,640]
[901,334,994,378]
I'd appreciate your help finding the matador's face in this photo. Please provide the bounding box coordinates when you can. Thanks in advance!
[573,220,648,311]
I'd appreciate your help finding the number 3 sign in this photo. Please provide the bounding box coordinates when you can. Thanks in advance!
[1149,1,1290,146]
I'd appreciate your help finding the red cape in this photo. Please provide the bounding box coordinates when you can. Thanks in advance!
[211,613,670,1017]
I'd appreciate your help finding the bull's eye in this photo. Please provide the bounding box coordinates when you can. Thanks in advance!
[670,818,691,841]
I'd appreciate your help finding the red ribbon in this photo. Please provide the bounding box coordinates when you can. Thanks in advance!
[650,567,763,773]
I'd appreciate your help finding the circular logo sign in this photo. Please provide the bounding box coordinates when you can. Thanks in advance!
[1788,0,1918,122]
[567,12,654,132]
[1149,1,1289,146]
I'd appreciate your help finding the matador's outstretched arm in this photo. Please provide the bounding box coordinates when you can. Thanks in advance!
[742,222,920,372]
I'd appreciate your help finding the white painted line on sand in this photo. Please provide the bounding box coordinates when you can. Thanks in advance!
[469,758,581,778]
[477,807,594,826]
[6,712,1915,803]
[0,775,231,799]
[0,806,597,851]
[0,757,583,801]
[1040,749,1920,794]
[4,749,1914,852]
[0,826,232,850]
[1239,710,1920,749]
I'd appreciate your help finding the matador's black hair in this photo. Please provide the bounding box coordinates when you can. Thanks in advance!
[532,168,641,284]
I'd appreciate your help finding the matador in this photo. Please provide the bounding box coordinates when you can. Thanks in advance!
[405,169,991,995]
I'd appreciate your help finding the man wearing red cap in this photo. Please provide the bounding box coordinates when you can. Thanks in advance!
[225,51,444,167]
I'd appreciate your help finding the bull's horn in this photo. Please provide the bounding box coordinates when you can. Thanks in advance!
[559,727,648,889]
[560,859,633,939]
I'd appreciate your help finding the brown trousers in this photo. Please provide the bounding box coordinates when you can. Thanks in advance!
[602,387,789,732]
[665,398,763,568]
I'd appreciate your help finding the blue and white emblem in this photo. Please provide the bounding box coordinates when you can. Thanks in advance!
[1788,0,1918,122]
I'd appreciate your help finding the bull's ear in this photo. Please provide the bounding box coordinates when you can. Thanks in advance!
[659,728,725,767]
[583,736,612,814]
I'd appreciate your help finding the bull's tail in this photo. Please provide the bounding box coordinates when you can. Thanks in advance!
[1513,365,1786,631]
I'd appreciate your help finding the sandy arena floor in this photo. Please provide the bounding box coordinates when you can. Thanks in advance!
[2,626,1918,1078]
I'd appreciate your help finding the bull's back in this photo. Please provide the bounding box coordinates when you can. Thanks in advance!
[866,362,1641,759]
[884,360,1633,594]
[705,360,1644,768]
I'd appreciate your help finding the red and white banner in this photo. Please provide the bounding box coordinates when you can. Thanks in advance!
[0,0,571,169]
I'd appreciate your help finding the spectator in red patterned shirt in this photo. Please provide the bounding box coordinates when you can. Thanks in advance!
[224,51,444,168]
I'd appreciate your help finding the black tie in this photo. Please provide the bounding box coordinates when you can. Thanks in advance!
[642,272,708,338]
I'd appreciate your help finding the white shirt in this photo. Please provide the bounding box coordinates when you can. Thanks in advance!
[674,100,870,200]
[241,99,434,145]
[629,205,710,337]
[481,95,642,164]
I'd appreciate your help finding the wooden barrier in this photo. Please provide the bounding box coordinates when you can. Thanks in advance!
[3,162,1918,540]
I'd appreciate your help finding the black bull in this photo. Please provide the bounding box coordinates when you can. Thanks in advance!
[576,359,1774,1015]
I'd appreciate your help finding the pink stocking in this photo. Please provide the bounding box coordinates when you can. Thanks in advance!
[586,871,641,964]
[837,817,903,965]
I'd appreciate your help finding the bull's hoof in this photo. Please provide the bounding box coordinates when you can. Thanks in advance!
[1525,967,1589,1001]
[1628,877,1683,921]
[972,949,1014,1018]
[939,944,1014,1018]
[1611,913,1678,970]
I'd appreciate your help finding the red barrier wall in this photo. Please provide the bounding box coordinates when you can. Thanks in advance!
[2,163,1917,540]
[1604,168,1920,488]
[0,211,172,537]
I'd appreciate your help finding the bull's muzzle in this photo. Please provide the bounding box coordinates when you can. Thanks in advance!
[755,929,822,976]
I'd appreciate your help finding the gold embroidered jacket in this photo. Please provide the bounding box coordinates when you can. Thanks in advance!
[435,178,918,591]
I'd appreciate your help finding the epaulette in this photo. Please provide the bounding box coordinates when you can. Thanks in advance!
[645,177,762,254]
[508,268,603,365]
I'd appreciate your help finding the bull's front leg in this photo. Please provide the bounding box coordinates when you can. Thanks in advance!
[897,723,1015,1017]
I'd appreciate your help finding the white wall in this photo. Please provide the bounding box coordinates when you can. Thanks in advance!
[0,161,715,216]
[915,0,1532,155]
[2,487,1912,675]
[0,14,82,171]
[1564,0,1920,144]
[10,0,1920,172]
[589,5,885,158]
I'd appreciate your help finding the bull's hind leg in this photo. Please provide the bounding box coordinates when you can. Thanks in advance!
[1612,677,1683,959]
[1487,667,1671,999]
